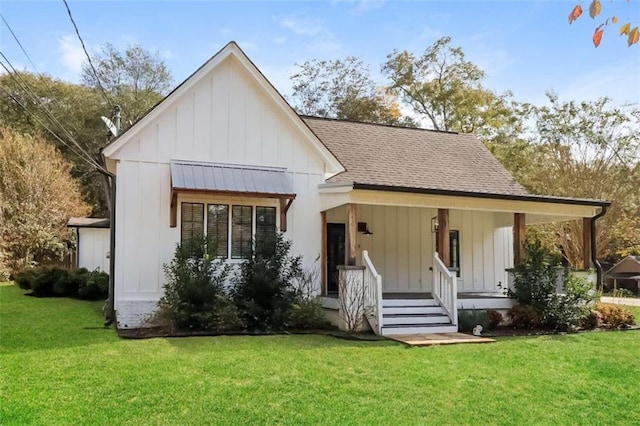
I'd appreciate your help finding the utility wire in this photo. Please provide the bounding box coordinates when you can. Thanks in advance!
[61,0,113,108]
[0,82,102,170]
[0,14,113,154]
[0,53,104,170]
[0,14,39,73]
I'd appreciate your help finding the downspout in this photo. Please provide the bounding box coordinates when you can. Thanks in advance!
[97,154,116,327]
[590,205,608,291]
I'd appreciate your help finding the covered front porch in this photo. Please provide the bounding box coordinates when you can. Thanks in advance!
[319,185,607,335]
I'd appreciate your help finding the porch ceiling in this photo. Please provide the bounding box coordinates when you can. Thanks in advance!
[319,186,606,220]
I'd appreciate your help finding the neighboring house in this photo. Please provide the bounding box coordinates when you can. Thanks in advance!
[605,256,640,296]
[67,217,110,272]
[99,42,610,335]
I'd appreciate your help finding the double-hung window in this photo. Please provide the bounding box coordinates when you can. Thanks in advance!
[181,202,276,259]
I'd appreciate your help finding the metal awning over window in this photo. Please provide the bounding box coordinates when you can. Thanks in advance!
[170,161,296,230]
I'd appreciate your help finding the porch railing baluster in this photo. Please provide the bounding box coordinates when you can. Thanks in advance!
[362,250,383,335]
[432,252,458,327]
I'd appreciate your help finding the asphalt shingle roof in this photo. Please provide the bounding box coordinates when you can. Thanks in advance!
[303,116,529,196]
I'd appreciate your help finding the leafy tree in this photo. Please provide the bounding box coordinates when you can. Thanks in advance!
[382,36,520,140]
[82,43,173,126]
[521,94,640,265]
[568,0,639,47]
[290,56,411,125]
[0,126,90,273]
[0,72,109,216]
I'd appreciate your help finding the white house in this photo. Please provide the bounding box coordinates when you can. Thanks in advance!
[100,42,609,335]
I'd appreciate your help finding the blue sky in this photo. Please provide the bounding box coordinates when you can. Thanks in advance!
[1,0,639,110]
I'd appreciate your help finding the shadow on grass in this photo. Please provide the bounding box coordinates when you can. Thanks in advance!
[0,285,119,355]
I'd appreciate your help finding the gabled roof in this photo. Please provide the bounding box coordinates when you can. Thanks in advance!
[101,42,344,175]
[304,116,528,196]
[606,255,640,276]
[304,116,610,207]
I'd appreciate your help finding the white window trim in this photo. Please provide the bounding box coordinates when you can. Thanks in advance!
[178,194,280,263]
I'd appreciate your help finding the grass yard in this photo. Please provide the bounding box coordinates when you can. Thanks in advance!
[2,284,640,425]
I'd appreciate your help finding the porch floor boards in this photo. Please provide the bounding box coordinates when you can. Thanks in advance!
[382,292,507,299]
[388,332,495,347]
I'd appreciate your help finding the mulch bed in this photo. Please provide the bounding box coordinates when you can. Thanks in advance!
[482,324,640,337]
[117,326,387,341]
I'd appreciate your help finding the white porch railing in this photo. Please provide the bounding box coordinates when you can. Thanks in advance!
[362,250,383,335]
[432,252,458,326]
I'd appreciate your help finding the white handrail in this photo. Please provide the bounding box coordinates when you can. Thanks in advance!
[432,252,458,326]
[362,250,383,335]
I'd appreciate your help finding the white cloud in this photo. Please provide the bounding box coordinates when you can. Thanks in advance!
[219,28,232,37]
[58,34,85,77]
[238,41,258,51]
[273,36,287,45]
[555,61,640,107]
[279,16,324,36]
[334,0,387,14]
[278,15,343,56]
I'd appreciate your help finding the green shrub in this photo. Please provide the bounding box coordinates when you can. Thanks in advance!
[13,266,108,300]
[77,270,109,300]
[541,273,594,331]
[594,303,636,328]
[290,299,328,330]
[508,239,594,330]
[508,304,540,329]
[161,237,232,331]
[231,234,302,331]
[458,310,489,332]
[487,310,503,329]
[508,239,561,312]
[288,261,329,330]
[14,267,40,291]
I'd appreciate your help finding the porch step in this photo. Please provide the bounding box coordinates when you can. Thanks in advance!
[383,298,439,307]
[382,305,445,315]
[383,313,451,325]
[381,324,459,335]
[379,297,457,335]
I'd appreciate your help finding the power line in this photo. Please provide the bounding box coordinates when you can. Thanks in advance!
[0,14,112,154]
[0,14,39,73]
[0,53,104,170]
[0,83,107,173]
[61,0,113,108]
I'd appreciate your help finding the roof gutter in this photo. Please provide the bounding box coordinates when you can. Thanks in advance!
[351,183,611,207]
[591,205,608,291]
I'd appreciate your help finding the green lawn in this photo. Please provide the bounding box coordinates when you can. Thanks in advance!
[2,284,639,425]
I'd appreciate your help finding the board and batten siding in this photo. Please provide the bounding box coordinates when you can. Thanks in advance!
[326,205,513,293]
[110,56,328,327]
[77,228,110,273]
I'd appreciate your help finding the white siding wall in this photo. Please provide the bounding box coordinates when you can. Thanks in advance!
[77,228,110,272]
[327,206,513,293]
[111,56,327,327]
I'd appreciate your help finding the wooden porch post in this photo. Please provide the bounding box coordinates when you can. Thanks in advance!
[437,208,450,267]
[346,204,357,266]
[582,217,591,270]
[513,213,526,266]
[321,211,327,295]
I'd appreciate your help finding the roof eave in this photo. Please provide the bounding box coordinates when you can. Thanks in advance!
[349,182,611,207]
